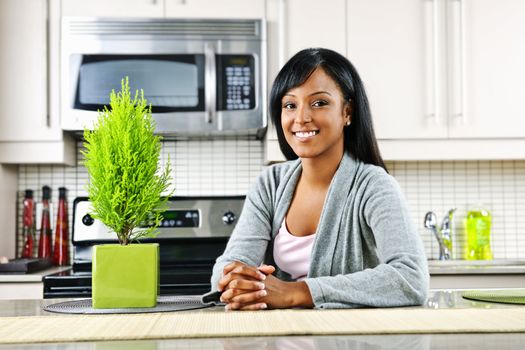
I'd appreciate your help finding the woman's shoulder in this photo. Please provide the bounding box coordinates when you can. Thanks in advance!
[259,158,301,183]
[245,159,301,211]
[354,159,397,190]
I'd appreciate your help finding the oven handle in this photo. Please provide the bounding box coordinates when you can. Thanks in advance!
[204,43,216,124]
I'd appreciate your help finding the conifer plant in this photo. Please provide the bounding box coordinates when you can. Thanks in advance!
[82,77,172,245]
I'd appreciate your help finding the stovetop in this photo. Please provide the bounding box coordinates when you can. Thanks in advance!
[44,263,214,298]
[43,196,245,299]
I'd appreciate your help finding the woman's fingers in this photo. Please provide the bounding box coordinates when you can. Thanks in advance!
[218,264,266,291]
[220,281,265,302]
[226,302,268,311]
[229,289,267,304]
[221,287,267,304]
[222,261,243,275]
[231,264,267,280]
[227,278,265,292]
[258,264,276,275]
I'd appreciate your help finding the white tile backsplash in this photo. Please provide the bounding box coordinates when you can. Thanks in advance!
[16,141,525,262]
[16,138,264,258]
[386,160,525,261]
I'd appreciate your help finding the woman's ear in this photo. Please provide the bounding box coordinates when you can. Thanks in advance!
[344,100,352,125]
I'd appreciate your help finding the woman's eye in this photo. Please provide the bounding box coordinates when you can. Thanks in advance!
[282,102,295,110]
[312,100,328,107]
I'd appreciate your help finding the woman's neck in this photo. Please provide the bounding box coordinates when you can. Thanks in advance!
[300,148,344,189]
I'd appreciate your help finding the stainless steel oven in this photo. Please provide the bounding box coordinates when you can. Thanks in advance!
[43,196,244,298]
[60,17,266,138]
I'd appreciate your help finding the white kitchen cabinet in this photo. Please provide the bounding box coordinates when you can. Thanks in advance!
[428,260,525,289]
[0,282,44,300]
[165,0,265,19]
[62,0,265,19]
[347,0,525,147]
[0,283,43,300]
[0,165,17,259]
[279,0,347,59]
[0,0,75,165]
[347,0,448,140]
[0,267,70,300]
[61,0,164,17]
[448,0,525,138]
[430,274,525,290]
[264,0,347,163]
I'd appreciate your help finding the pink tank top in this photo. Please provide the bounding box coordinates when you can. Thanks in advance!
[273,219,316,280]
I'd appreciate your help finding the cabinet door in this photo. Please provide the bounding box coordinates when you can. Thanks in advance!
[61,0,164,17]
[165,0,265,19]
[0,0,57,141]
[283,0,347,60]
[264,0,347,163]
[347,0,448,139]
[448,0,525,138]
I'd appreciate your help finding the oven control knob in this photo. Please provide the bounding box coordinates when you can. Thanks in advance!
[82,214,95,226]
[222,211,236,225]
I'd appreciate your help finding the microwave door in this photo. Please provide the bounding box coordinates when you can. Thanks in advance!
[67,54,211,133]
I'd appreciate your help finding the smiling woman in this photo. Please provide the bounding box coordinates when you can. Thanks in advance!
[207,48,429,310]
[280,68,349,162]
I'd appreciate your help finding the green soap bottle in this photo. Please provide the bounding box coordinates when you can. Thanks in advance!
[464,205,493,260]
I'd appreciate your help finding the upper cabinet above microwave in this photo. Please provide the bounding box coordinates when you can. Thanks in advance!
[61,0,265,19]
[60,17,267,139]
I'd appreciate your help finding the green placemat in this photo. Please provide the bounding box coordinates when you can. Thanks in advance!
[462,289,525,305]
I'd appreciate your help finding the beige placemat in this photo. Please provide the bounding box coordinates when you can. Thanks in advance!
[1,307,525,344]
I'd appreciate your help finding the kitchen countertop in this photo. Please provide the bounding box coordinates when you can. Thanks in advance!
[427,259,525,275]
[0,290,524,349]
[0,266,71,283]
[0,333,523,350]
[2,260,523,282]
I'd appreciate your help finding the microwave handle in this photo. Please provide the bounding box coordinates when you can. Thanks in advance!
[204,43,216,124]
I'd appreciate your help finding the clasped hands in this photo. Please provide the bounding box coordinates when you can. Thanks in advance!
[217,261,313,311]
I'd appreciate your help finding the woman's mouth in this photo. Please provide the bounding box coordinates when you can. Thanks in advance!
[293,130,319,139]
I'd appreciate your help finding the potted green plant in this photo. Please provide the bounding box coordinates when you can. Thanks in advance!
[82,77,173,309]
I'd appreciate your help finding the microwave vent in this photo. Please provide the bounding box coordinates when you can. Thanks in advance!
[65,18,262,39]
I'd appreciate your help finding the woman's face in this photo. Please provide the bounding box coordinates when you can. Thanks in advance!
[280,67,351,161]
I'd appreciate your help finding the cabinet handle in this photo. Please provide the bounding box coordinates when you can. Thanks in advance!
[45,0,50,128]
[450,0,465,122]
[204,42,216,124]
[425,0,440,124]
[278,0,286,68]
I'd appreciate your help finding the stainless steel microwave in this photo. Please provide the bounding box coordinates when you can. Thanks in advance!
[61,17,267,138]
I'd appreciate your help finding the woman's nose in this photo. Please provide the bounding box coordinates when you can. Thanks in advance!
[294,104,312,124]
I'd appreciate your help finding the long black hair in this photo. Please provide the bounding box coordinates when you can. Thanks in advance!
[269,48,387,172]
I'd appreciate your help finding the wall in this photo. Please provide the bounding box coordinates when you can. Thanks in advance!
[15,138,264,259]
[386,160,525,260]
[15,140,525,261]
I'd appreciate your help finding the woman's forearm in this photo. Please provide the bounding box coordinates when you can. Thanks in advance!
[289,281,314,308]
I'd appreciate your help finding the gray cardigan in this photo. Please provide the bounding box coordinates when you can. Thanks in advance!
[211,152,429,309]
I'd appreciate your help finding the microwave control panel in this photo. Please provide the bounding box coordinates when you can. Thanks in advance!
[218,55,255,111]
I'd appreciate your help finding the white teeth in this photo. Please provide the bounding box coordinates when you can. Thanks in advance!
[295,131,318,138]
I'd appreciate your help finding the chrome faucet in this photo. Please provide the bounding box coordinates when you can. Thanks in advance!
[424,208,456,260]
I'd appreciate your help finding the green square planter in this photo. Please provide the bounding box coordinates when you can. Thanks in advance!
[92,243,159,309]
